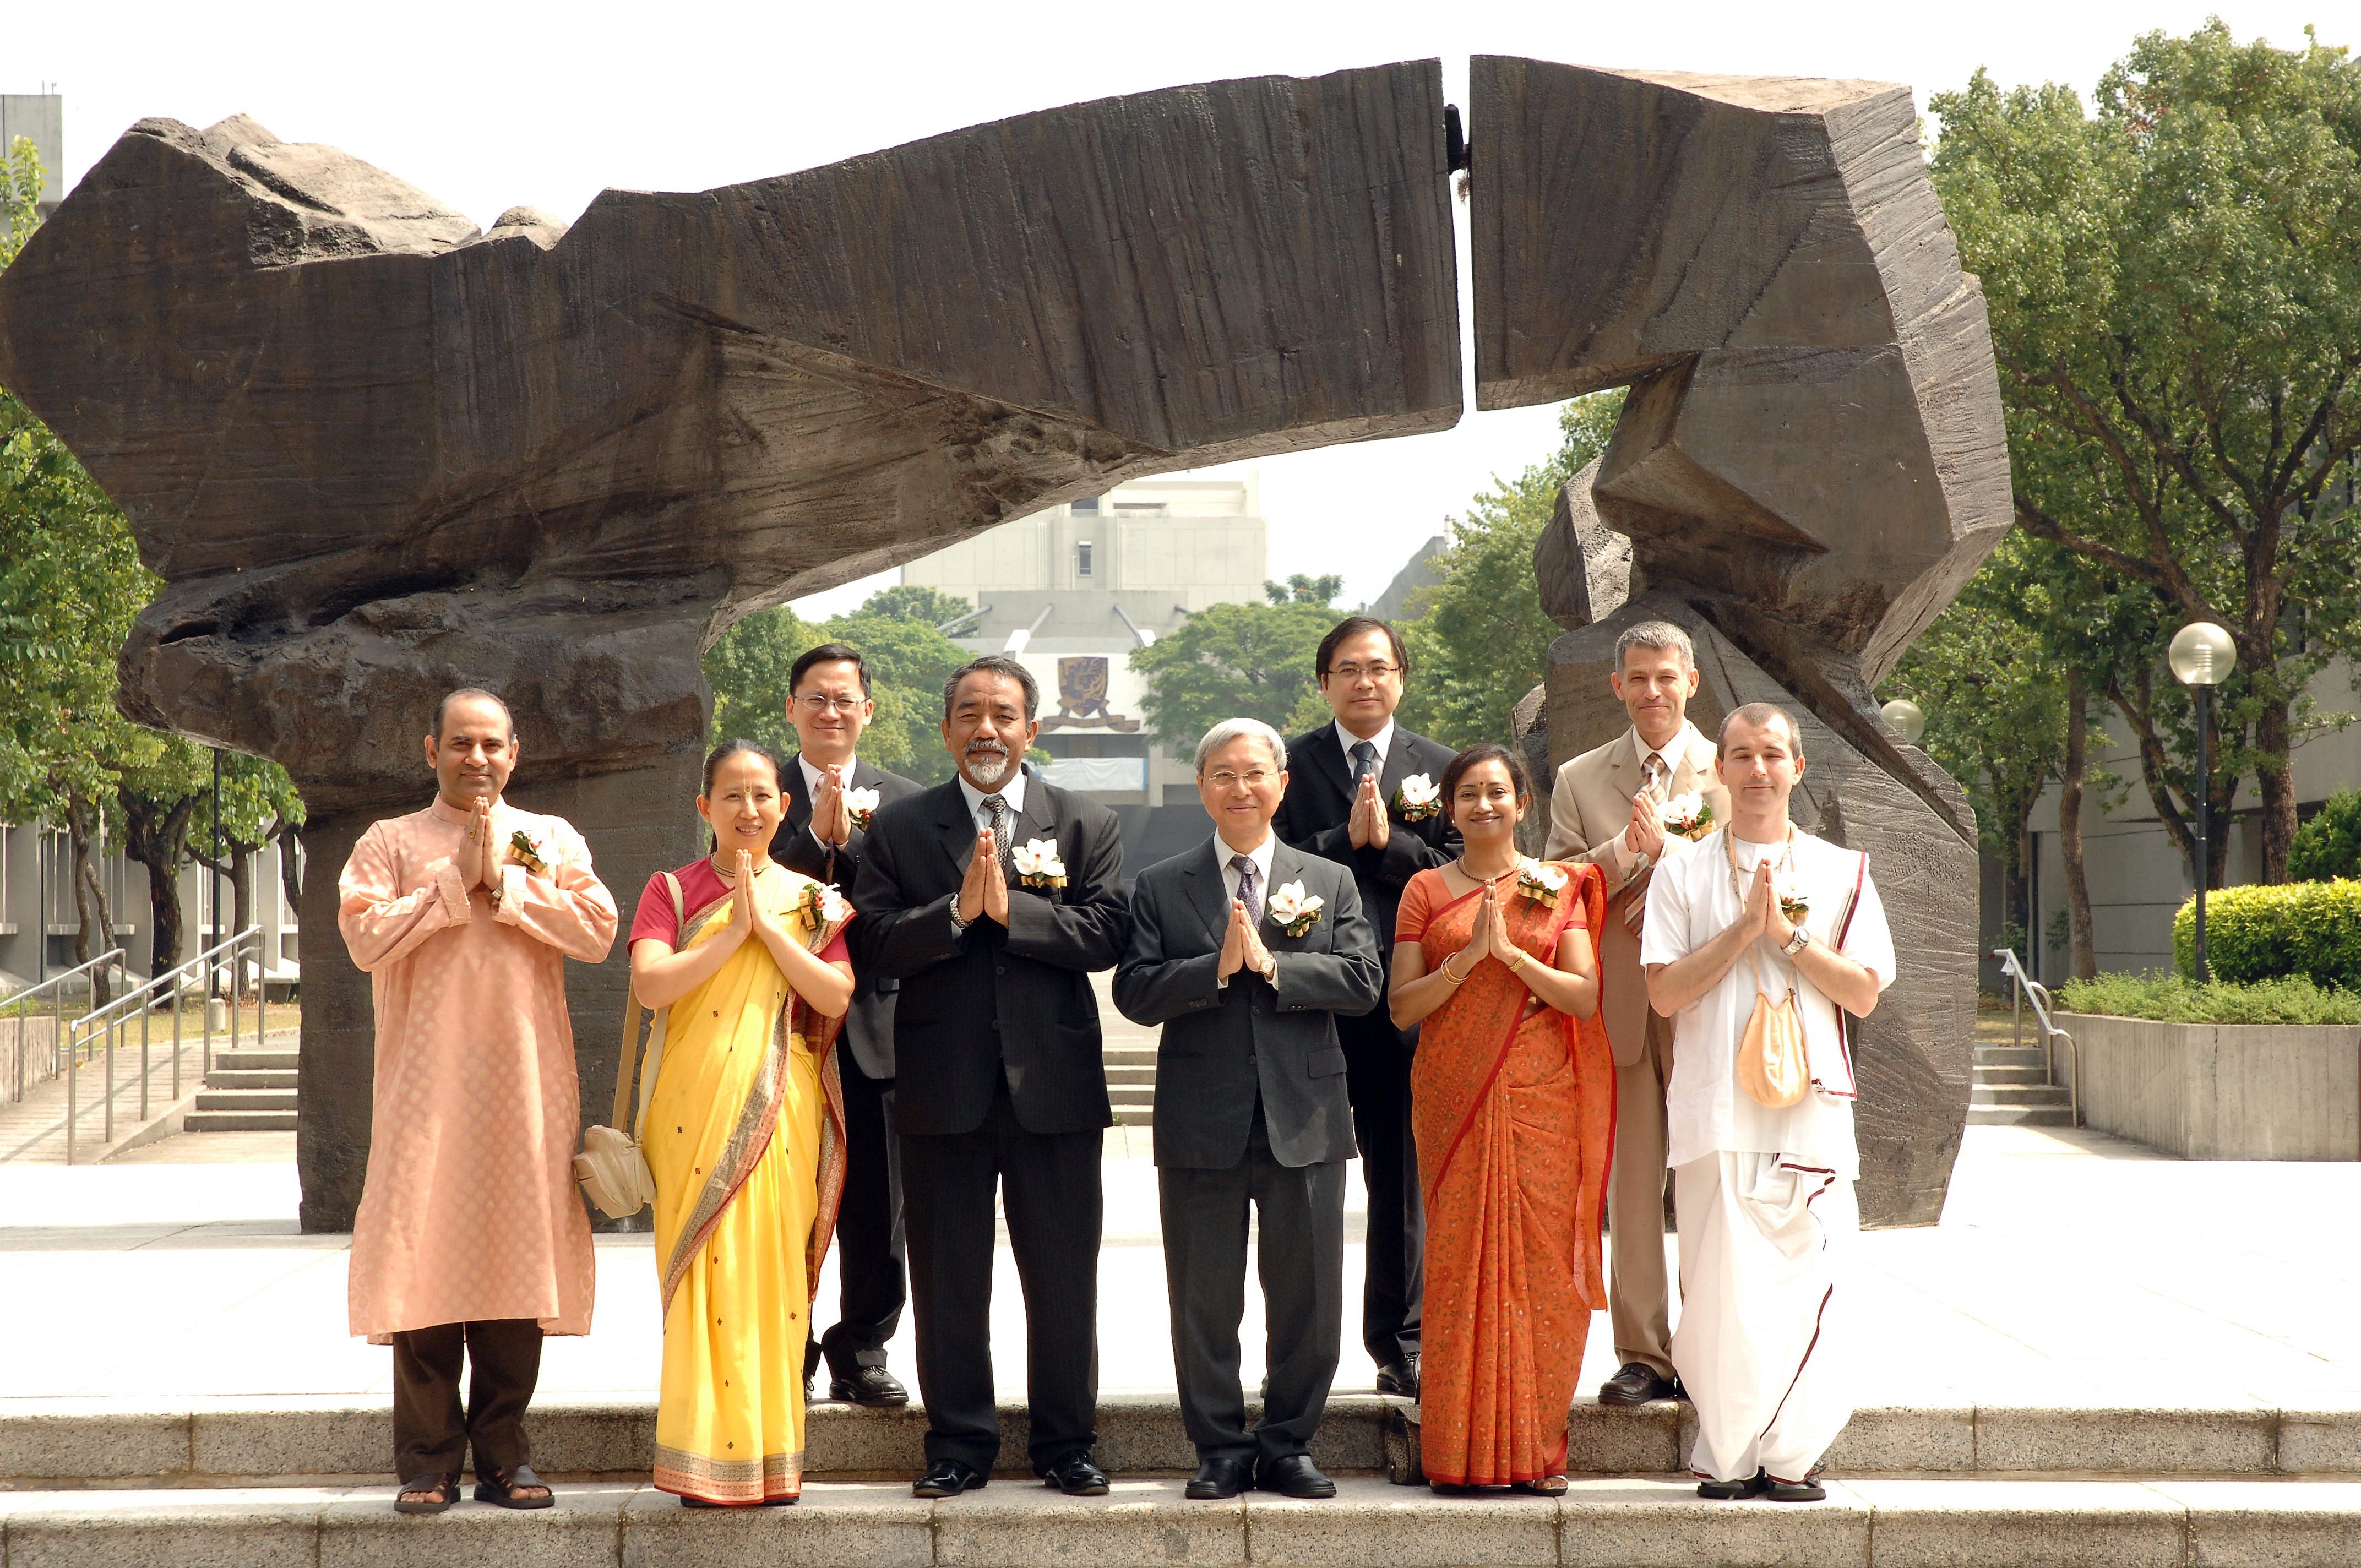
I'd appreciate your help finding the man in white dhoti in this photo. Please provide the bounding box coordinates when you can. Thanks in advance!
[1640,703,1896,1502]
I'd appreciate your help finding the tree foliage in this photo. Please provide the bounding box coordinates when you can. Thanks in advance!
[702,588,977,783]
[1130,600,1339,748]
[2288,789,2361,881]
[1929,23,2361,884]
[1265,574,1342,607]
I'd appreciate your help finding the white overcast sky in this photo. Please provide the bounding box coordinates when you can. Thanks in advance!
[11,1,2336,612]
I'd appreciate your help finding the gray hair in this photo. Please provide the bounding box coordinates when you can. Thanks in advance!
[1194,718,1288,774]
[942,655,1039,721]
[1614,620,1695,673]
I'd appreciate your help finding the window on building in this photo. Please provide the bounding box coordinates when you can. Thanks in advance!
[1114,502,1167,515]
[1071,497,1100,514]
[1076,541,1094,577]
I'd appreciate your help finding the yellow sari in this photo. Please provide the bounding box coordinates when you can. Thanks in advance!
[642,864,850,1504]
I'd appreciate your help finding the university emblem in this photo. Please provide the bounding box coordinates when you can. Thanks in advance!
[1042,655,1140,732]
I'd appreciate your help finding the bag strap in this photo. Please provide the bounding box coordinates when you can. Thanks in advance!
[606,871,682,1133]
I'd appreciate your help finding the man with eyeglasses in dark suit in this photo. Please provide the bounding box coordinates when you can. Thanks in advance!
[1271,616,1460,1401]
[775,641,925,1408]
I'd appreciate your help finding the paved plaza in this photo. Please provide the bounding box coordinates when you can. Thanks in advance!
[4,1122,2357,1413]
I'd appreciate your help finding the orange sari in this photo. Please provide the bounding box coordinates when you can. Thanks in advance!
[1402,861,1614,1487]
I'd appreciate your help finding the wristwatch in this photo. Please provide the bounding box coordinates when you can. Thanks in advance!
[1782,925,1811,957]
[1257,952,1279,984]
[948,903,970,938]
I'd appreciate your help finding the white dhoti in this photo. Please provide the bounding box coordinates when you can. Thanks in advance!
[1670,1151,1856,1484]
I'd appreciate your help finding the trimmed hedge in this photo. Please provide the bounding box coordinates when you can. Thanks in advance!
[2058,971,2361,1025]
[2172,878,2361,988]
[2290,790,2361,882]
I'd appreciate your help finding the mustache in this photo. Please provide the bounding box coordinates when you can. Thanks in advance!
[965,738,1010,756]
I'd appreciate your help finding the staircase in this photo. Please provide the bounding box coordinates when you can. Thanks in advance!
[1967,1038,2073,1126]
[183,1043,298,1131]
[1106,1042,1156,1126]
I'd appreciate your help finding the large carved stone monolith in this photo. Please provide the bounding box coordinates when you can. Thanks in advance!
[0,66,1462,1226]
[1475,59,2012,1223]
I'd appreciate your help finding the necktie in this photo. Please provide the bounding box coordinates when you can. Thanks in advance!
[983,793,1012,870]
[1641,754,1668,805]
[1349,739,1378,792]
[1231,854,1262,926]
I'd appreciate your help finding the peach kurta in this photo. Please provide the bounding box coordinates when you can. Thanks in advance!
[339,796,619,1342]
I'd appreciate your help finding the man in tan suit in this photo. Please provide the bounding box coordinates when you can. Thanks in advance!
[1544,621,1728,1406]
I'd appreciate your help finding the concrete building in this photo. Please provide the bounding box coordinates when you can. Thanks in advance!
[1369,533,1446,623]
[2011,657,2361,988]
[1,92,64,221]
[900,476,1270,865]
[0,820,300,996]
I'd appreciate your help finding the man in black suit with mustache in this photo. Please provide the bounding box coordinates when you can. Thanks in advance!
[1271,615,1460,1401]
[851,654,1128,1500]
[774,641,925,1409]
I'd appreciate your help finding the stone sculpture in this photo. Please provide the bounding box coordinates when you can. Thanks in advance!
[0,56,2007,1229]
[1473,59,2011,1224]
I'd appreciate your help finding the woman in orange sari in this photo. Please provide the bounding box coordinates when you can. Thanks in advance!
[1389,743,1611,1494]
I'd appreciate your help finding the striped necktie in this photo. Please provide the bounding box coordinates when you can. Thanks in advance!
[1231,854,1262,925]
[983,793,1013,870]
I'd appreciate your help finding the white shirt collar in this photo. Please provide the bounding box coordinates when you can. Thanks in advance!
[798,753,858,796]
[1333,718,1395,767]
[1632,718,1702,774]
[957,766,1027,824]
[1215,830,1276,895]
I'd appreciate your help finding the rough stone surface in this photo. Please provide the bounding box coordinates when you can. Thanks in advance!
[1481,59,2010,1224]
[0,69,1461,1227]
[1538,595,1978,1227]
[1557,1478,1872,1567]
[1974,1407,2277,1476]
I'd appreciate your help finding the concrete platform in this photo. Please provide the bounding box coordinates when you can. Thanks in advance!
[6,1476,2361,1568]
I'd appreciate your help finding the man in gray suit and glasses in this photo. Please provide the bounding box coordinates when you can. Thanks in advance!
[1115,718,1383,1502]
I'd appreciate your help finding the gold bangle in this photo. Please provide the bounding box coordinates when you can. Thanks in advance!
[1505,948,1528,974]
[1441,955,1472,984]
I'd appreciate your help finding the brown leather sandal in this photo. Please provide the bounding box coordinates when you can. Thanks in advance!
[394,1473,460,1515]
[474,1462,555,1509]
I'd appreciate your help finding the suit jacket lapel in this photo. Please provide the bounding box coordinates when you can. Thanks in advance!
[935,781,980,878]
[1013,779,1059,858]
[1610,731,1645,799]
[1182,839,1232,946]
[1294,726,1349,805]
[782,753,814,834]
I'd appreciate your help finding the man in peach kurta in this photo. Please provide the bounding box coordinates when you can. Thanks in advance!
[338,688,618,1514]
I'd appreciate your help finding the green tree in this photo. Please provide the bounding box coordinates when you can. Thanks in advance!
[189,752,307,977]
[116,738,210,973]
[1929,24,2361,885]
[1396,389,1625,750]
[856,584,977,630]
[2288,790,2361,881]
[1264,574,1342,607]
[1130,600,1336,749]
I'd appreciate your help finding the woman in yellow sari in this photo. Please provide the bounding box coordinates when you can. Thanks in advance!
[628,740,855,1506]
[1388,744,1612,1494]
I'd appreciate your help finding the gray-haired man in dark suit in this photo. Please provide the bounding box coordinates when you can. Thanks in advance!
[1115,718,1383,1502]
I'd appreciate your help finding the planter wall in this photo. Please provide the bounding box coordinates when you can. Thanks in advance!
[2057,1012,2361,1160]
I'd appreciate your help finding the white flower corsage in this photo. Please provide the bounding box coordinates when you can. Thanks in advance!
[505,829,550,876]
[1658,791,1714,841]
[1267,880,1324,938]
[1013,837,1068,890]
[1774,870,1810,925]
[1515,858,1568,909]
[843,785,881,831]
[798,879,853,934]
[1394,773,1442,822]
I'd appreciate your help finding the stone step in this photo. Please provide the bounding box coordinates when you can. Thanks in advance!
[193,1087,297,1113]
[1106,1066,1158,1086]
[1108,1087,1156,1107]
[203,1068,300,1090]
[1112,1107,1155,1127]
[1967,1106,2077,1127]
[1971,1065,2053,1087]
[1971,1084,2071,1107]
[181,1108,299,1132]
[4,1476,2359,1566]
[6,1394,2354,1487]
[1974,1043,2048,1065]
[208,1049,300,1071]
[1102,1048,1158,1068]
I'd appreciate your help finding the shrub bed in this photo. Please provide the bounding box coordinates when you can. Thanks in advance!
[2170,879,2361,988]
[2057,971,2361,1026]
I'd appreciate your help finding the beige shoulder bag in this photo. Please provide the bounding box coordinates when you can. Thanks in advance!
[1727,831,1808,1109]
[573,871,679,1218]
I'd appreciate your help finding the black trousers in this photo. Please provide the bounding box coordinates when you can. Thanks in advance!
[901,1087,1102,1473]
[390,1318,542,1481]
[810,1038,906,1379]
[1160,1107,1346,1467]
[1339,1008,1423,1368]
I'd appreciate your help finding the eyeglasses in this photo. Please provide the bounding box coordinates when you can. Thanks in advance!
[1326,662,1401,682]
[796,695,867,715]
[1205,769,1277,789]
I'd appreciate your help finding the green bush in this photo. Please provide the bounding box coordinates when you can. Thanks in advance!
[2056,971,2361,1025]
[2170,879,2361,987]
[2289,790,2361,882]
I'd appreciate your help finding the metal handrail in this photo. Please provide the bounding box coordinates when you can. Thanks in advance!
[0,948,126,1104]
[63,926,262,1164]
[1992,948,2079,1128]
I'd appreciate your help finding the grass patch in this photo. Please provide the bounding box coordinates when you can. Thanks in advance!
[2055,971,2361,1026]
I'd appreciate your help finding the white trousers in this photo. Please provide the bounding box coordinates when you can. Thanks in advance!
[1669,1151,1856,1484]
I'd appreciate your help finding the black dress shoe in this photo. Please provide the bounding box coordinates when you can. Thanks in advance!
[1042,1453,1110,1496]
[1696,1468,1768,1500]
[1186,1456,1252,1499]
[1761,1471,1826,1502]
[1597,1361,1677,1406]
[913,1458,989,1498]
[1258,1454,1337,1499]
[1374,1354,1421,1399]
[829,1366,910,1407]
